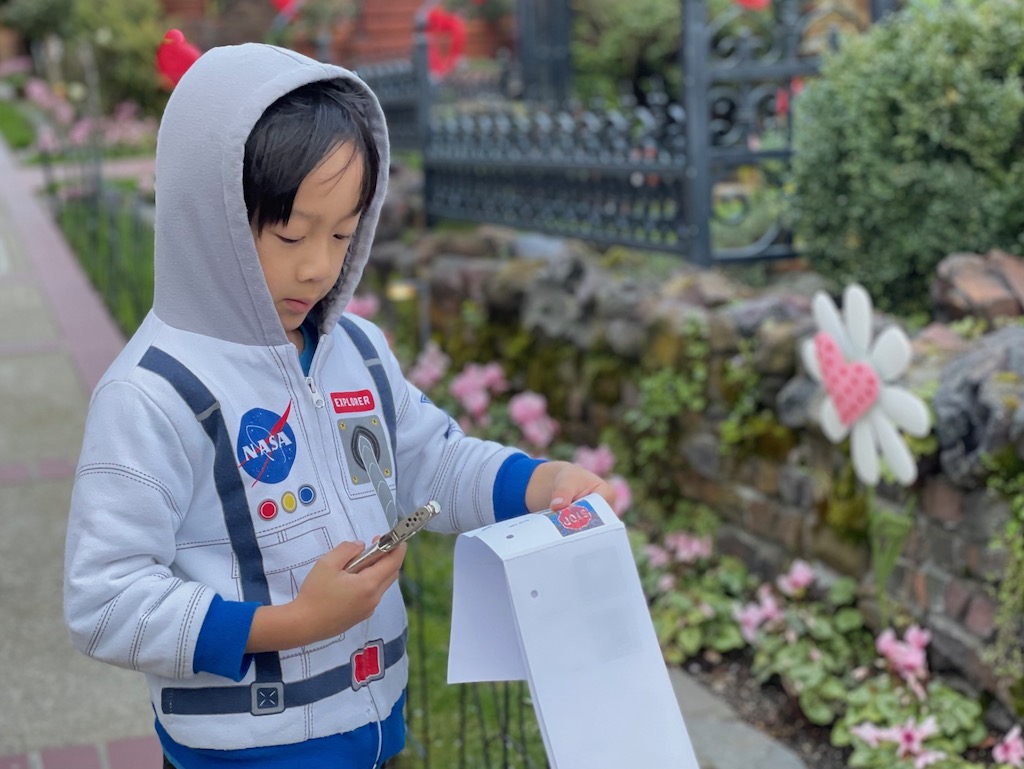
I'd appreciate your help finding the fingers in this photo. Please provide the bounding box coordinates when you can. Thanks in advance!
[549,476,617,512]
[322,540,366,570]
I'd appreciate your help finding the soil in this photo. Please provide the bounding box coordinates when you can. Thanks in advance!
[685,651,852,769]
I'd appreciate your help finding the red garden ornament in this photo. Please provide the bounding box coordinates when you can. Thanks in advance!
[426,7,466,78]
[156,29,202,89]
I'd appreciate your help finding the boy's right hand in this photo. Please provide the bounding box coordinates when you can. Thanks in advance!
[246,540,406,653]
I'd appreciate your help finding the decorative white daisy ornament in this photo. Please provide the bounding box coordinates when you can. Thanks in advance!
[800,284,931,487]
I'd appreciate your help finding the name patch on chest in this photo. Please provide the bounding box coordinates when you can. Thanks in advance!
[331,389,375,414]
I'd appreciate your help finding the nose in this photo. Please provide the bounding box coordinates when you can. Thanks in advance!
[296,239,332,283]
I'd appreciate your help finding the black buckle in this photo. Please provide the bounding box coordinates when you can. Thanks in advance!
[250,681,284,715]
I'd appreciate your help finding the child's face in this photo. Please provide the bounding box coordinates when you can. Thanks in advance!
[252,142,365,347]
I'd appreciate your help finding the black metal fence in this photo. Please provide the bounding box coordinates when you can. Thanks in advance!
[360,0,898,266]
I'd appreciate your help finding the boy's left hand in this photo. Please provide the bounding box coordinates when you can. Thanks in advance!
[524,460,617,514]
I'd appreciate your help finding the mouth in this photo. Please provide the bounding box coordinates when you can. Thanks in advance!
[284,298,313,313]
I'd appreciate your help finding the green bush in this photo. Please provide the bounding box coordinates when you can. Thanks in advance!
[2,0,166,115]
[791,0,1024,315]
[570,0,776,102]
[69,0,167,115]
[0,100,34,149]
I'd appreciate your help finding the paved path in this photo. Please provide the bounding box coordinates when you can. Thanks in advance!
[0,134,806,769]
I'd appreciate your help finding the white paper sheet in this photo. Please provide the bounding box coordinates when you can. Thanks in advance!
[448,494,701,769]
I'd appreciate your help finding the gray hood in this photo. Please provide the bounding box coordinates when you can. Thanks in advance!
[152,43,390,346]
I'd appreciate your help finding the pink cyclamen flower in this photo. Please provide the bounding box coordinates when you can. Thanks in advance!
[905,625,932,650]
[777,559,815,596]
[450,364,487,400]
[572,444,616,477]
[520,414,557,450]
[408,340,450,392]
[656,574,676,593]
[877,627,929,685]
[346,293,380,319]
[478,362,507,393]
[644,544,671,569]
[994,725,1024,767]
[756,584,784,623]
[914,750,946,769]
[894,716,939,760]
[850,722,887,748]
[508,391,548,426]
[734,602,764,644]
[665,532,713,564]
[608,474,631,516]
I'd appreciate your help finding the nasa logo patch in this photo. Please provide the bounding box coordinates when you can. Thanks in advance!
[236,401,297,485]
[544,499,604,537]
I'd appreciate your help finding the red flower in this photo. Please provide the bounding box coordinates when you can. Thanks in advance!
[735,0,770,10]
[426,7,466,78]
[156,29,201,89]
[775,76,805,117]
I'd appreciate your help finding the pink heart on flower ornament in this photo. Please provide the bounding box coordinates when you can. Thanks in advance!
[814,332,880,426]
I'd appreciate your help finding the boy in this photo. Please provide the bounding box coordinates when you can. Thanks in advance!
[63,43,613,768]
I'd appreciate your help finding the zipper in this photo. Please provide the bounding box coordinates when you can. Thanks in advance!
[306,375,326,408]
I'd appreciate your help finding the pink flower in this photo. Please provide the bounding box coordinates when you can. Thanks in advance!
[608,474,631,516]
[893,716,938,759]
[850,722,887,748]
[450,364,487,399]
[994,725,1024,767]
[408,341,450,391]
[877,626,929,685]
[520,415,557,450]
[508,391,548,426]
[756,584,784,623]
[777,559,815,596]
[735,0,770,9]
[450,364,494,421]
[665,532,713,564]
[478,362,507,393]
[509,391,557,449]
[656,574,676,593]
[914,750,946,769]
[734,603,764,644]
[572,444,616,477]
[461,388,490,419]
[644,544,671,569]
[905,625,932,650]
[347,293,380,319]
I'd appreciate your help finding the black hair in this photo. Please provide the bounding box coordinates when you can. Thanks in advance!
[243,78,381,234]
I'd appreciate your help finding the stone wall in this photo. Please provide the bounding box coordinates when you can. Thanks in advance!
[366,206,1022,722]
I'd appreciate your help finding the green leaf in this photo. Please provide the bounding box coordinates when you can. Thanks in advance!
[710,623,746,653]
[819,677,848,701]
[834,607,865,634]
[799,691,837,725]
[677,626,703,657]
[827,577,859,606]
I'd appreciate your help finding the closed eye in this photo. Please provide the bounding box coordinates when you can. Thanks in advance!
[334,233,353,241]
[276,235,302,245]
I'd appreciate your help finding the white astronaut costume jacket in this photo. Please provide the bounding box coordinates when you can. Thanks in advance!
[63,44,521,753]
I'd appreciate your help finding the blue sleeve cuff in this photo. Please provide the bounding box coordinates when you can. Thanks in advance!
[493,453,547,521]
[193,594,259,681]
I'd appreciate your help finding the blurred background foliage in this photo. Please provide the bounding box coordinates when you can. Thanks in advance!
[1,0,166,114]
[791,0,1024,315]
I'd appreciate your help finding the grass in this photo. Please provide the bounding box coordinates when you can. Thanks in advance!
[56,189,154,335]
[0,100,35,150]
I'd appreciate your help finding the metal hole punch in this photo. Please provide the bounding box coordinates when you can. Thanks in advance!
[345,501,441,573]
